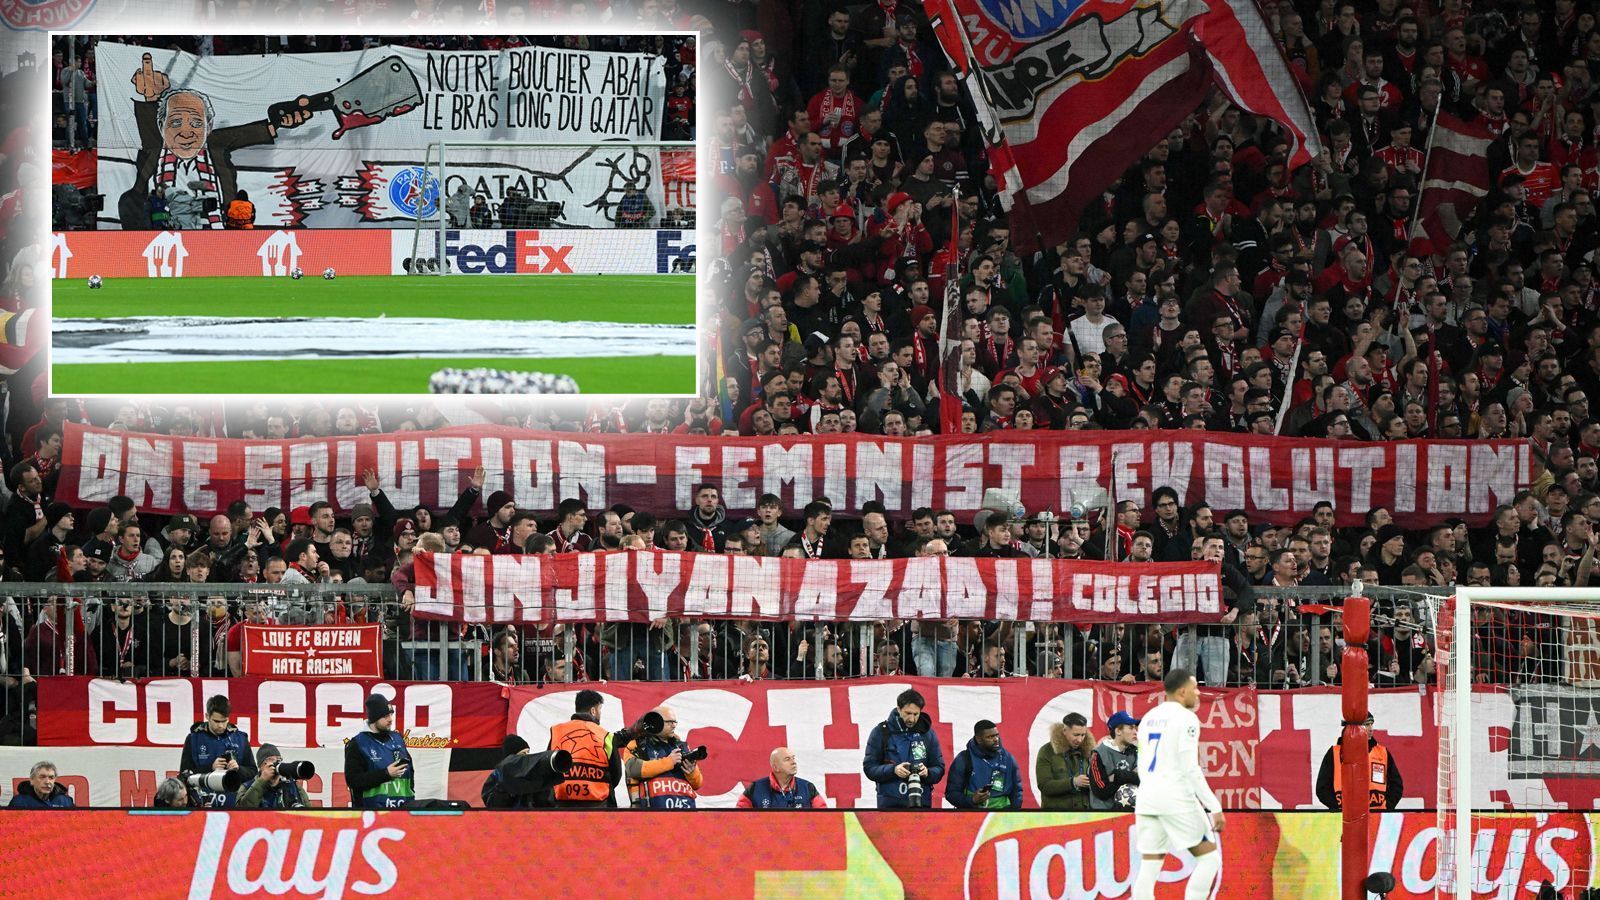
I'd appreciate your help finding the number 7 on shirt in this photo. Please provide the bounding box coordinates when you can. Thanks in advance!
[1146,732,1162,771]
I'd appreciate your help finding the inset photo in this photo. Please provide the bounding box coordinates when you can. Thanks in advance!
[49,33,699,395]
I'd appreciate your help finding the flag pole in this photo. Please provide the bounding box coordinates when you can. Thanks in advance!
[938,182,965,435]
[1273,320,1305,436]
[1406,93,1444,256]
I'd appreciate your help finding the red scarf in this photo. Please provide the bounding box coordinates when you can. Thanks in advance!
[817,89,857,139]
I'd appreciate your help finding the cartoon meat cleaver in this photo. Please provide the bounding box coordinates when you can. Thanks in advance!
[268,56,423,140]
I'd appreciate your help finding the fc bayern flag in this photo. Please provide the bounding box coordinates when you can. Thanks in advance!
[1412,112,1494,257]
[930,0,1320,252]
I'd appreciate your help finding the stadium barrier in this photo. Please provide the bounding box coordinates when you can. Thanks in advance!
[0,809,1581,898]
[47,227,695,278]
[1,581,1411,684]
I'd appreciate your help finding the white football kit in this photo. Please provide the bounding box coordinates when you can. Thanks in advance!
[1134,699,1221,855]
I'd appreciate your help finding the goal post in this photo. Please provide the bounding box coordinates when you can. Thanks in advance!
[1433,587,1600,900]
[409,140,697,276]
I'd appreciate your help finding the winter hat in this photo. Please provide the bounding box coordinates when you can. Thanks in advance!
[366,693,393,724]
[884,192,912,215]
[1376,523,1407,546]
[81,540,112,563]
[289,506,312,526]
[909,304,935,327]
[392,519,417,540]
[256,743,281,767]
[502,734,530,755]
[349,503,374,523]
[486,491,515,515]
[85,507,114,535]
[44,502,73,529]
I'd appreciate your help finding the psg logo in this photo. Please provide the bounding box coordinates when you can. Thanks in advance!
[977,0,1083,39]
[0,0,96,31]
[389,166,440,219]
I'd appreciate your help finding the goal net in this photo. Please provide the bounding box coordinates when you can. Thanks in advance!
[408,141,696,276]
[1432,588,1600,900]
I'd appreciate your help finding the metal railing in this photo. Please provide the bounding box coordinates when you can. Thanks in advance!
[0,582,1451,684]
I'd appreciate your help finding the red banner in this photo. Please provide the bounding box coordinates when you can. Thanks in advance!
[59,423,1529,528]
[36,677,508,749]
[411,551,1221,624]
[0,809,1589,899]
[49,228,393,280]
[240,624,382,679]
[52,148,97,189]
[503,679,1419,811]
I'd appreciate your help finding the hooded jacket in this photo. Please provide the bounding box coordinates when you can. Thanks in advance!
[863,708,945,808]
[1036,723,1095,811]
[7,781,74,808]
[948,735,1023,809]
[686,506,728,553]
[179,720,256,808]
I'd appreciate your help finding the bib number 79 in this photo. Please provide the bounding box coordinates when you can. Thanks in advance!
[1147,732,1162,772]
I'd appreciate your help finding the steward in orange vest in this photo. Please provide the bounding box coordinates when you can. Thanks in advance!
[1315,714,1403,810]
[225,190,255,229]
[548,689,624,807]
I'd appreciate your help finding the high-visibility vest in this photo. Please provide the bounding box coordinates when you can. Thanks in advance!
[1332,743,1390,810]
[226,199,255,228]
[549,719,613,804]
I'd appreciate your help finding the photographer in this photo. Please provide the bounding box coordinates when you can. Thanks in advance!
[623,705,705,809]
[179,695,256,808]
[153,777,193,808]
[863,688,945,809]
[739,747,827,808]
[481,735,534,809]
[947,720,1023,810]
[548,689,626,808]
[238,744,308,809]
[344,693,414,808]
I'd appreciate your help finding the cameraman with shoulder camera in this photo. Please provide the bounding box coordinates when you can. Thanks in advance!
[623,704,706,809]
[238,744,309,809]
[179,695,256,808]
[864,688,945,809]
[344,693,414,808]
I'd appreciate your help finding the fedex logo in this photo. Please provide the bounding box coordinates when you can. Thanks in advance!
[656,230,695,274]
[444,230,574,274]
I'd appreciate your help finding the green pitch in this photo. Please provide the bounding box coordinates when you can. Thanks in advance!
[53,274,696,324]
[51,355,696,395]
[52,274,697,395]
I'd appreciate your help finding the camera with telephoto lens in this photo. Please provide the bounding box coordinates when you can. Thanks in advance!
[276,760,315,781]
[905,763,925,808]
[186,768,243,795]
[614,711,665,746]
[680,745,708,762]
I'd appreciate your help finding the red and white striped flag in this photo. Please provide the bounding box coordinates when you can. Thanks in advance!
[929,0,1320,251]
[1412,112,1494,258]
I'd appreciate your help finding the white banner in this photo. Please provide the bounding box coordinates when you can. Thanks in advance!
[394,227,695,275]
[93,41,672,230]
[0,746,451,809]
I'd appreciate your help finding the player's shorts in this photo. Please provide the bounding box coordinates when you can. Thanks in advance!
[1135,804,1215,855]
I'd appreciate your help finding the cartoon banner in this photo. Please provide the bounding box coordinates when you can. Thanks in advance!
[0,810,1587,899]
[35,677,508,749]
[0,745,451,809]
[240,624,383,678]
[92,41,676,229]
[410,551,1223,624]
[59,423,1531,528]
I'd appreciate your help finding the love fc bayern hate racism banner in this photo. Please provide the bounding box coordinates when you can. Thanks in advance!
[92,41,680,230]
[59,423,1532,528]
